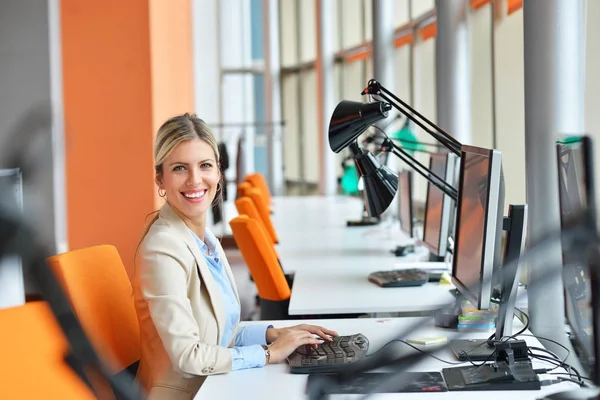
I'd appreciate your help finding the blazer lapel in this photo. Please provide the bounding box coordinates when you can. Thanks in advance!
[159,203,226,345]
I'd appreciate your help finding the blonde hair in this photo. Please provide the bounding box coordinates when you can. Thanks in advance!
[154,113,221,178]
[136,113,224,259]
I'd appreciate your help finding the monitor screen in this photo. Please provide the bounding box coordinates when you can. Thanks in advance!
[398,170,413,236]
[452,146,504,310]
[423,153,448,255]
[557,137,596,379]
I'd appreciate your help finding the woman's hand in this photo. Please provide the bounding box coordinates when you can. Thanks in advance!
[267,329,325,364]
[266,324,338,344]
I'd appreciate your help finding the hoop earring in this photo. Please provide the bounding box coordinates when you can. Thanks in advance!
[158,188,166,198]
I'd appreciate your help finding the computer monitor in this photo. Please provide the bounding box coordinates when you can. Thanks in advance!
[449,203,527,361]
[397,170,414,237]
[556,136,599,384]
[451,146,505,311]
[422,152,458,258]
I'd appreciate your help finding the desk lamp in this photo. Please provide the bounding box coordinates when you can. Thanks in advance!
[329,100,399,219]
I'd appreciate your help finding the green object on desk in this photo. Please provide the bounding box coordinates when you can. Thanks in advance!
[556,135,583,145]
[341,163,360,195]
[390,125,425,156]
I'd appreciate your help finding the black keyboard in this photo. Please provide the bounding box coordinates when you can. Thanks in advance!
[287,333,369,374]
[368,268,429,287]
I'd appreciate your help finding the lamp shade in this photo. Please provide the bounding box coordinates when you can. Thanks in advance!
[329,100,391,153]
[354,149,398,217]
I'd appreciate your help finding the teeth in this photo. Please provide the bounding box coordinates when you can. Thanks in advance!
[184,191,206,199]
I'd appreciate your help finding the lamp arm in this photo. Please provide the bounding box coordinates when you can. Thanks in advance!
[362,80,462,156]
[382,139,458,201]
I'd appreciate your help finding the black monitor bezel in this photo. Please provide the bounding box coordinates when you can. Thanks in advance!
[398,170,414,237]
[556,136,599,385]
[422,153,449,256]
[451,145,498,310]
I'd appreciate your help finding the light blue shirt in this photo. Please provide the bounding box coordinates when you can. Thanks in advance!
[190,228,271,370]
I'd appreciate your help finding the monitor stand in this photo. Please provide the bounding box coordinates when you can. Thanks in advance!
[429,253,445,262]
[347,216,379,227]
[449,339,496,361]
[449,205,528,362]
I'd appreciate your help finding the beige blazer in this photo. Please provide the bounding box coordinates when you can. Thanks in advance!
[133,202,241,400]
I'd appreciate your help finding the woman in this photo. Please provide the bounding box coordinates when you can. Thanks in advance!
[133,113,337,400]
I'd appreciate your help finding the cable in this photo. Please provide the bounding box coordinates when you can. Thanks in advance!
[548,372,593,382]
[529,353,583,384]
[306,221,599,400]
[519,333,571,359]
[395,340,465,365]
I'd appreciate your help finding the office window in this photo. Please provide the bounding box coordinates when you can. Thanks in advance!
[220,0,250,69]
[299,0,316,63]
[279,0,298,67]
[494,5,525,207]
[393,44,411,108]
[412,36,436,203]
[281,73,301,181]
[340,0,364,49]
[341,60,366,102]
[364,0,373,42]
[300,69,319,184]
[411,0,434,18]
[395,0,410,26]
[469,4,494,149]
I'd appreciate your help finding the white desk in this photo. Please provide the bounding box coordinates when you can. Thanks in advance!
[198,317,578,400]
[211,195,365,238]
[288,262,454,315]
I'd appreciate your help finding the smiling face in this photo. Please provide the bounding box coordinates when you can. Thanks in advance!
[156,138,220,227]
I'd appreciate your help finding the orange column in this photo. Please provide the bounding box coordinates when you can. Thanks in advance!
[149,0,195,208]
[61,0,194,276]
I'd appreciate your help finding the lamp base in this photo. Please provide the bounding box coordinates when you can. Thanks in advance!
[346,216,380,227]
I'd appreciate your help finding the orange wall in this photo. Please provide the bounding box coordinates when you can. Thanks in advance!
[149,0,195,208]
[61,0,156,276]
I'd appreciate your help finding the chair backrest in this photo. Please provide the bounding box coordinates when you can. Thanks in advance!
[230,215,290,301]
[47,245,141,373]
[235,196,277,247]
[245,173,272,205]
[0,301,96,399]
[246,188,279,244]
[237,181,253,199]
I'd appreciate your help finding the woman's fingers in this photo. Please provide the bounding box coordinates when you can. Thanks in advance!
[295,324,338,340]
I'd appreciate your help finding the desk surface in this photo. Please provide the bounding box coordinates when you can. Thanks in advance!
[211,195,365,238]
[288,262,454,315]
[198,317,577,400]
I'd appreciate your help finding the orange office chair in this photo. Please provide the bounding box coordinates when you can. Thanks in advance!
[234,196,293,286]
[235,196,276,246]
[244,173,272,206]
[237,181,253,199]
[246,187,279,244]
[230,215,290,320]
[47,245,141,376]
[230,216,356,321]
[0,301,95,399]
